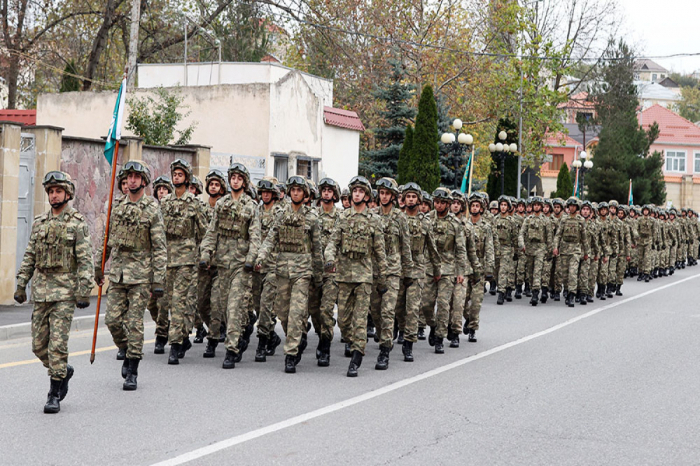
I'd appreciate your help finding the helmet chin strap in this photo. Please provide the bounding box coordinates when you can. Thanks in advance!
[321,198,334,204]
[291,198,304,205]
[129,184,145,194]
[50,198,69,209]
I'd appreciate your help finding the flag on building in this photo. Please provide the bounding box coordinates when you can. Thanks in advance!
[103,77,127,165]
[628,179,633,205]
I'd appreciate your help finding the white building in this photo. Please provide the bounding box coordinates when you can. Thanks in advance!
[635,81,681,110]
[37,62,364,188]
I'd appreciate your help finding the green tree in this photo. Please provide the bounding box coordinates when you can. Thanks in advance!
[59,60,80,93]
[126,87,198,146]
[397,124,413,185]
[486,118,519,200]
[359,59,416,180]
[210,2,271,62]
[675,86,700,123]
[587,40,665,205]
[437,92,467,189]
[554,162,574,198]
[406,84,440,193]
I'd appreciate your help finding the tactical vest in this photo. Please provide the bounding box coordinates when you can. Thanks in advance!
[496,220,511,243]
[278,210,311,253]
[108,203,151,250]
[341,214,372,259]
[638,218,652,238]
[562,220,579,242]
[35,219,75,272]
[383,216,401,255]
[408,217,425,255]
[434,217,455,252]
[528,219,544,242]
[319,213,336,250]
[260,209,276,241]
[162,199,195,240]
[217,200,250,239]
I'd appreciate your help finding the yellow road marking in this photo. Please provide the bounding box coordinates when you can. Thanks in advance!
[0,339,156,369]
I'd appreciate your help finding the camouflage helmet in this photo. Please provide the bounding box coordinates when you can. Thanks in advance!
[376,177,400,196]
[307,180,319,200]
[348,175,372,197]
[432,187,453,202]
[371,189,378,202]
[340,187,350,199]
[227,162,251,189]
[205,169,228,195]
[422,191,432,205]
[401,182,422,200]
[42,171,75,200]
[318,177,341,201]
[190,175,203,195]
[497,194,512,208]
[276,183,287,196]
[123,160,151,186]
[170,158,192,186]
[117,168,128,184]
[489,200,499,210]
[286,175,310,197]
[609,200,619,208]
[552,198,564,208]
[257,177,280,200]
[153,175,174,196]
[531,196,544,205]
[581,200,593,211]
[451,189,466,205]
[598,201,609,210]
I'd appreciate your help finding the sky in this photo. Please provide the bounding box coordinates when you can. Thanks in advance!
[619,0,700,75]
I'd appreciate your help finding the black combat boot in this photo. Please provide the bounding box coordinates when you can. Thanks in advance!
[285,355,296,373]
[662,268,668,277]
[575,291,581,303]
[434,337,444,354]
[524,282,532,297]
[58,365,73,401]
[467,329,477,343]
[203,338,218,358]
[366,315,376,340]
[347,350,363,377]
[44,379,62,414]
[637,273,644,281]
[597,283,606,300]
[154,336,167,355]
[505,288,513,302]
[417,327,426,340]
[644,273,650,283]
[193,326,207,344]
[489,279,497,295]
[219,323,226,343]
[586,294,594,303]
[605,283,614,298]
[121,357,129,379]
[530,289,539,306]
[375,346,390,370]
[402,341,414,362]
[222,350,236,369]
[428,326,436,347]
[397,331,405,344]
[615,284,623,296]
[266,331,282,356]
[344,342,352,357]
[579,292,587,306]
[178,337,192,359]
[564,292,572,307]
[294,334,308,366]
[497,291,505,305]
[515,284,523,299]
[553,291,561,302]
[669,266,675,276]
[116,347,126,360]
[462,319,470,335]
[567,292,575,308]
[234,337,249,363]
[255,335,268,362]
[123,358,139,391]
[540,287,548,303]
[450,335,460,348]
[317,337,330,367]
[168,343,180,365]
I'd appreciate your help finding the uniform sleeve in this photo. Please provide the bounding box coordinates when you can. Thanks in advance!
[398,216,414,277]
[96,216,114,269]
[545,218,553,250]
[454,222,470,277]
[16,222,38,289]
[194,201,209,244]
[75,219,95,297]
[465,225,481,274]
[372,217,388,281]
[150,207,168,285]
[310,215,324,279]
[200,205,219,262]
[582,221,591,257]
[245,205,261,265]
[553,220,563,251]
[518,219,527,250]
[424,220,442,277]
[324,217,341,264]
[256,212,281,266]
[484,224,495,276]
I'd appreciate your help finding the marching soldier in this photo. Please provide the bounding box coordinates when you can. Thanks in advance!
[149,176,173,355]
[553,198,590,307]
[494,196,518,305]
[96,160,167,391]
[464,194,493,341]
[518,197,551,306]
[595,202,616,299]
[16,171,94,413]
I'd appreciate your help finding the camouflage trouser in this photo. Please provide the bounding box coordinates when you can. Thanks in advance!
[524,245,546,289]
[166,265,197,345]
[275,275,311,356]
[638,244,651,273]
[369,275,401,349]
[497,245,515,289]
[395,278,423,343]
[516,255,526,285]
[630,244,639,268]
[32,300,75,380]
[147,294,168,338]
[307,280,324,338]
[224,267,253,353]
[337,281,372,355]
[607,256,618,283]
[558,253,581,292]
[596,257,610,284]
[464,279,485,331]
[308,275,337,341]
[670,245,677,266]
[554,256,565,292]
[579,257,590,294]
[588,259,599,296]
[106,282,150,359]
[194,267,214,330]
[255,271,278,338]
[449,281,467,336]
[421,275,455,339]
[615,254,627,284]
[209,267,231,341]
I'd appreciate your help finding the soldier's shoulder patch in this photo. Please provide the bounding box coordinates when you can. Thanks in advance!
[34,212,49,222]
[71,211,86,222]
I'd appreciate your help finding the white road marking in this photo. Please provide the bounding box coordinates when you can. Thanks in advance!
[151,272,700,466]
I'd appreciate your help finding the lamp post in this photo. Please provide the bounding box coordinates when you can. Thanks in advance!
[489,130,518,195]
[441,119,474,189]
[572,150,593,199]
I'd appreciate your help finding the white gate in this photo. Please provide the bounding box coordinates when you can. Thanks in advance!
[17,133,35,299]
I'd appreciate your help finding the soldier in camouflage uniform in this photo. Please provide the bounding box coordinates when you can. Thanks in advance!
[369,178,414,370]
[553,198,590,307]
[614,206,634,294]
[494,196,518,305]
[580,201,599,304]
[149,176,174,355]
[189,175,203,196]
[117,168,129,196]
[595,202,616,299]
[340,188,351,210]
[96,161,167,391]
[463,194,493,342]
[324,176,388,377]
[16,171,94,413]
[518,197,552,306]
[199,163,260,369]
[421,188,472,354]
[549,198,565,300]
[160,159,208,365]
[252,177,283,363]
[256,176,323,373]
[394,183,441,361]
[512,199,527,299]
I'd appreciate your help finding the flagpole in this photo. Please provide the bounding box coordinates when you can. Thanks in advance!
[90,140,120,364]
[467,147,475,196]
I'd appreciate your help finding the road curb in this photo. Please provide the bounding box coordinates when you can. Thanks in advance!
[0,314,103,342]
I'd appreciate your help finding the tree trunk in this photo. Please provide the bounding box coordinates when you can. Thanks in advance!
[5,53,20,109]
[83,0,120,91]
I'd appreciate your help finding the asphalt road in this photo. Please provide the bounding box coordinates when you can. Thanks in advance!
[2,268,700,466]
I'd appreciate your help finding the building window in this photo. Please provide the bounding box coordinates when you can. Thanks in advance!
[296,158,319,182]
[652,73,658,81]
[550,154,564,171]
[273,155,288,182]
[694,152,700,173]
[665,150,686,172]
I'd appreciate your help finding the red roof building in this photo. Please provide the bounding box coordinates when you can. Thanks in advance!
[0,109,36,126]
[323,107,365,132]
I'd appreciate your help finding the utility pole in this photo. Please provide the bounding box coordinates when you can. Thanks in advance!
[127,0,141,89]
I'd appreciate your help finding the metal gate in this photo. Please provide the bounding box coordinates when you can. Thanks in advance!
[17,133,35,299]
[210,153,266,186]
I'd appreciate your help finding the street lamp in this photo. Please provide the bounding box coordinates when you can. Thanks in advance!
[441,119,474,189]
[573,150,593,199]
[489,131,518,195]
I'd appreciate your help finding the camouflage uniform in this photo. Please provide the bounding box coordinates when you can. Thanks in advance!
[554,205,590,304]
[253,201,282,338]
[449,215,480,338]
[311,203,341,343]
[464,214,493,331]
[518,208,552,294]
[494,211,518,299]
[148,176,172,346]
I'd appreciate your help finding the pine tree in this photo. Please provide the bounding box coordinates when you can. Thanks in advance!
[406,84,440,193]
[554,162,574,198]
[397,124,413,185]
[587,40,666,204]
[486,118,520,200]
[359,60,416,180]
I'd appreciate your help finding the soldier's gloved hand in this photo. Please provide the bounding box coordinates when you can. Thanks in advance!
[199,259,209,270]
[244,262,254,273]
[14,286,26,304]
[513,253,519,261]
[254,263,262,272]
[94,267,104,286]
[403,277,414,288]
[152,283,164,299]
[324,261,335,273]
[76,297,90,309]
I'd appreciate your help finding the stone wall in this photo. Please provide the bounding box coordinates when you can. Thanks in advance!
[142,145,194,183]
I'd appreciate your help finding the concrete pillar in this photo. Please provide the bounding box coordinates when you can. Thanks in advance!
[681,175,693,208]
[183,144,211,201]
[24,125,64,216]
[120,136,143,164]
[0,122,22,303]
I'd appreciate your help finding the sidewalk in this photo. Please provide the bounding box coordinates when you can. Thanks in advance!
[0,297,102,341]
